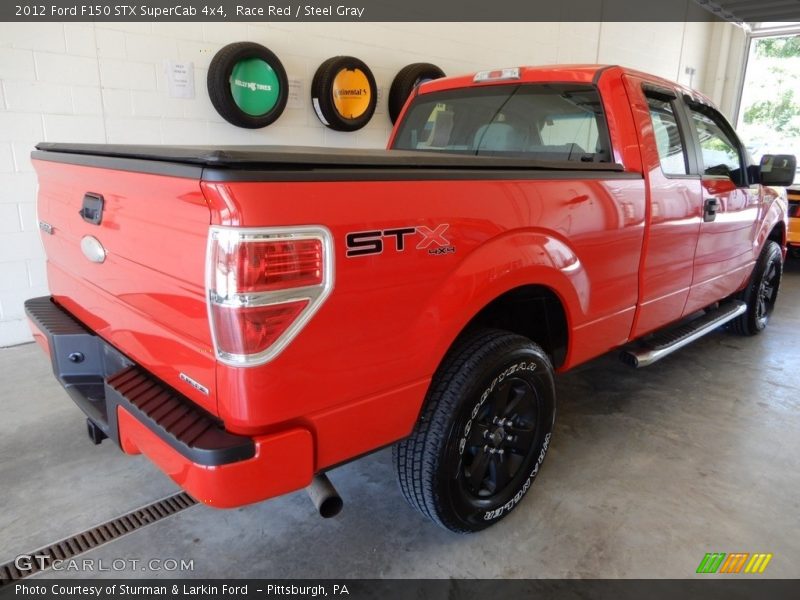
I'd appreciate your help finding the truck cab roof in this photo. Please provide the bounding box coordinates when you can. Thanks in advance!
[418,64,715,108]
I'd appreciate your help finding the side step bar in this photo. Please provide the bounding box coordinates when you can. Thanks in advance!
[620,300,747,368]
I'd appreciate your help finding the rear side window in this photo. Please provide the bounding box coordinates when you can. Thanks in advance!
[646,96,689,175]
[688,106,746,186]
[391,84,612,163]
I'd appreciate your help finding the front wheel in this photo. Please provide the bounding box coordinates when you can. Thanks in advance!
[732,240,783,336]
[393,328,556,533]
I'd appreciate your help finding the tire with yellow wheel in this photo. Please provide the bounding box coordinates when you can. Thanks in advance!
[311,56,377,132]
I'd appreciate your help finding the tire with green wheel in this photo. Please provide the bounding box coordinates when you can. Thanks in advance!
[732,240,783,336]
[207,42,289,129]
[393,328,556,533]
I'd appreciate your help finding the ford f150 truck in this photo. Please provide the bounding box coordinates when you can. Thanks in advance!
[26,65,796,533]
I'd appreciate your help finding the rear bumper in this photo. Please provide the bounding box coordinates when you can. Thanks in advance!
[24,296,314,508]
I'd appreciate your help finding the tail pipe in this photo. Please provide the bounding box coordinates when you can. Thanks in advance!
[305,473,343,518]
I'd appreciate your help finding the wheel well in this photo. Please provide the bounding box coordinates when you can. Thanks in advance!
[768,221,786,247]
[466,285,568,368]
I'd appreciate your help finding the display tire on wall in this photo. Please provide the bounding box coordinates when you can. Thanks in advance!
[207,42,289,129]
[731,240,783,336]
[388,63,446,124]
[311,56,377,131]
[393,328,556,533]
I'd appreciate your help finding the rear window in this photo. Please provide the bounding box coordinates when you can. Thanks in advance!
[391,83,612,163]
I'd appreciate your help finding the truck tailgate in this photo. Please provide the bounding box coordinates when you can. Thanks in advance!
[32,158,217,414]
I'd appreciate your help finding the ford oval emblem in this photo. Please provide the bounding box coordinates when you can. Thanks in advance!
[80,235,106,263]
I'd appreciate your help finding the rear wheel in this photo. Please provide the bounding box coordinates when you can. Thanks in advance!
[732,240,783,336]
[393,328,556,533]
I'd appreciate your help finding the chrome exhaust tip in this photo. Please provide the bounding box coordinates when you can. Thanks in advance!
[306,473,343,518]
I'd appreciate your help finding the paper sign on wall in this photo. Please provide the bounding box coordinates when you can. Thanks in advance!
[374,86,385,115]
[165,61,195,99]
[287,78,304,109]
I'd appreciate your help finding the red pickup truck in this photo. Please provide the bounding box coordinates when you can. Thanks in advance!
[26,65,795,533]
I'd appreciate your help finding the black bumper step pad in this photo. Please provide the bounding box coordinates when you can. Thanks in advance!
[24,296,254,466]
[106,366,254,466]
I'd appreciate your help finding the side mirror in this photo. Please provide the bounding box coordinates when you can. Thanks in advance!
[760,154,797,187]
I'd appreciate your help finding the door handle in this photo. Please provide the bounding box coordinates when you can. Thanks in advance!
[703,197,719,222]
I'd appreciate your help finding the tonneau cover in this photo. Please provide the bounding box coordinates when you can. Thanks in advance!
[34,143,625,172]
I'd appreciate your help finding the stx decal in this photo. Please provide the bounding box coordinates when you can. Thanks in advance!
[415,225,450,249]
[346,224,453,257]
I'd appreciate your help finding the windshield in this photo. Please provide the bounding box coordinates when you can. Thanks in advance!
[391,83,612,163]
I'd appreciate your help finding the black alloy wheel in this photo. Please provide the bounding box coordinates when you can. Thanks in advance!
[458,377,540,499]
[394,328,556,533]
[755,258,780,328]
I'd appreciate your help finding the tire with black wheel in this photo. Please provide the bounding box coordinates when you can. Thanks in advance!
[732,240,783,336]
[388,63,446,124]
[311,56,377,131]
[207,42,289,129]
[393,328,556,533]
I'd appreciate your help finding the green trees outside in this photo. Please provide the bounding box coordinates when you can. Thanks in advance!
[753,36,800,59]
[744,88,800,137]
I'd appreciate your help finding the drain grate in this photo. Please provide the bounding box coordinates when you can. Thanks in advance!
[0,492,197,585]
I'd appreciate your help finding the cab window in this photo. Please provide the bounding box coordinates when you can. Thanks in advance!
[688,105,746,186]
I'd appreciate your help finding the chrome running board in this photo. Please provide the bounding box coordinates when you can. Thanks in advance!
[620,300,747,368]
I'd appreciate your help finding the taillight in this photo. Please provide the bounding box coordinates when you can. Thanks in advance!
[207,226,334,366]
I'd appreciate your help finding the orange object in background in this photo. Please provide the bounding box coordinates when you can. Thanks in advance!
[788,187,800,254]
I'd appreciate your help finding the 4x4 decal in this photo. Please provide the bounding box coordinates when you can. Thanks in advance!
[346,224,453,257]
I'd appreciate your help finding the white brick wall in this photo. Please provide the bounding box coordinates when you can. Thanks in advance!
[0,20,730,346]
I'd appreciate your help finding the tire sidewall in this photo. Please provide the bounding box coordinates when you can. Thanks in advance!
[744,241,783,333]
[388,63,446,123]
[435,342,556,531]
[207,42,289,129]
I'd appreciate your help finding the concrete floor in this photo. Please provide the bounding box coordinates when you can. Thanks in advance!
[1,260,799,579]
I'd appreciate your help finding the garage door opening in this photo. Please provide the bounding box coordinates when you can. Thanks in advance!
[736,24,800,185]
